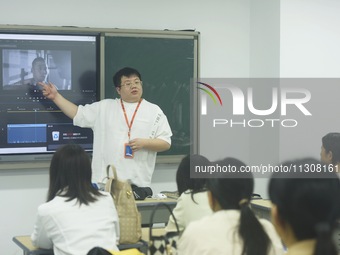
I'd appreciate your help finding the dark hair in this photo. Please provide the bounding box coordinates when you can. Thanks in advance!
[32,57,45,67]
[269,158,340,255]
[176,154,210,199]
[47,144,103,205]
[112,67,142,88]
[207,157,271,255]
[322,132,340,165]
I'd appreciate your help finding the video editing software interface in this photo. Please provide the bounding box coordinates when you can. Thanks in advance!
[0,32,99,157]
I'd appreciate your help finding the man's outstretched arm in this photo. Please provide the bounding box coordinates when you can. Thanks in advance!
[40,82,78,119]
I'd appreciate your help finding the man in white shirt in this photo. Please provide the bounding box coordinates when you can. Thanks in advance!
[40,67,172,186]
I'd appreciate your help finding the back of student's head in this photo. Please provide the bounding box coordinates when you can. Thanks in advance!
[322,132,340,165]
[176,154,210,196]
[269,158,340,255]
[207,157,271,255]
[47,143,102,205]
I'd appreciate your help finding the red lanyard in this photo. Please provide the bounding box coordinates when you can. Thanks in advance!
[120,98,143,141]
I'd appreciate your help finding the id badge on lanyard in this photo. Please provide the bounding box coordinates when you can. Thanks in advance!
[124,143,134,158]
[121,98,142,159]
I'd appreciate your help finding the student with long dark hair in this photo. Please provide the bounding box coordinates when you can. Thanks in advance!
[178,157,283,255]
[31,144,119,255]
[269,158,340,255]
[165,154,213,234]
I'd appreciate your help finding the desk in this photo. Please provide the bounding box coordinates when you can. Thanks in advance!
[13,236,53,255]
[250,199,271,221]
[13,236,148,255]
[136,198,177,225]
[141,227,165,242]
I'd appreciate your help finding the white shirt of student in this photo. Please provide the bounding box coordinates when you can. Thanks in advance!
[31,192,119,255]
[165,190,213,234]
[74,98,172,186]
[179,210,284,255]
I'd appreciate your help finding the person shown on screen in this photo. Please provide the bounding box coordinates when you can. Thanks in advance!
[178,157,284,255]
[31,144,120,255]
[39,67,172,187]
[6,57,49,90]
[269,158,340,255]
[30,57,49,85]
[320,132,340,175]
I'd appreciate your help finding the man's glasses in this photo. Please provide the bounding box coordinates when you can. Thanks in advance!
[120,80,143,88]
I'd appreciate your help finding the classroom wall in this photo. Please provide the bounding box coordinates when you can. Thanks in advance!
[1,0,340,254]
[279,0,340,163]
[0,1,251,254]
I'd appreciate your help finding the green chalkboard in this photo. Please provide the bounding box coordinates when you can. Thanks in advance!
[104,34,197,156]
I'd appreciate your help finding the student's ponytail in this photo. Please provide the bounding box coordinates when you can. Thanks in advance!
[238,199,270,255]
[207,158,274,255]
[314,222,337,255]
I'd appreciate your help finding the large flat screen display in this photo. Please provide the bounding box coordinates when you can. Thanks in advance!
[0,32,99,161]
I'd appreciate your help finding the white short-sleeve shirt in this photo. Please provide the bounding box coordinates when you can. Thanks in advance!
[179,210,284,255]
[73,98,172,186]
[31,192,119,255]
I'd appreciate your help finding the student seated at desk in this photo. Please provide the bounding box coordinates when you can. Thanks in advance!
[165,154,213,234]
[320,132,340,176]
[178,157,284,255]
[269,158,340,255]
[31,144,120,255]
